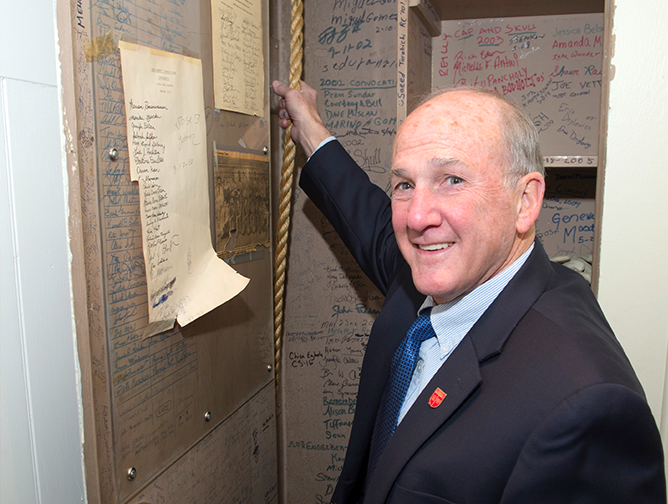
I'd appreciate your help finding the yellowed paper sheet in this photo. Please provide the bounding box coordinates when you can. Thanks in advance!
[119,41,249,337]
[215,150,270,256]
[211,0,264,116]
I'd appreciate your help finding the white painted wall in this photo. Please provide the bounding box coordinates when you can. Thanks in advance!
[0,1,86,503]
[598,0,668,437]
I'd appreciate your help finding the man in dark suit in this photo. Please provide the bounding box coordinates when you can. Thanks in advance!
[272,80,665,503]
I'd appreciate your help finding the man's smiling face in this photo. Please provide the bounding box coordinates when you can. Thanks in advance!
[391,90,528,304]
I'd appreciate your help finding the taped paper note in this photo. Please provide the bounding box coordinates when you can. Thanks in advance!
[211,0,264,116]
[119,41,249,337]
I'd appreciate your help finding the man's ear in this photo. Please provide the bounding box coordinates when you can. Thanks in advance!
[515,172,545,235]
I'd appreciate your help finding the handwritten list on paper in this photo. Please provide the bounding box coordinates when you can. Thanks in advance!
[211,0,264,116]
[119,41,249,337]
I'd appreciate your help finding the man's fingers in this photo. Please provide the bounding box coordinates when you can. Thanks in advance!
[272,80,290,98]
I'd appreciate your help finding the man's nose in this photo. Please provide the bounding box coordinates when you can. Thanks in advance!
[406,187,442,231]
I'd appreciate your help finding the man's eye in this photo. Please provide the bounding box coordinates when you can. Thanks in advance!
[394,181,412,192]
[447,176,464,185]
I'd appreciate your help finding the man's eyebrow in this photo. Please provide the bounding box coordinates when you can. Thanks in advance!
[432,156,461,167]
[391,157,462,178]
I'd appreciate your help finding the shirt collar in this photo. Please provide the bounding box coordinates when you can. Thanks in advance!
[418,243,534,350]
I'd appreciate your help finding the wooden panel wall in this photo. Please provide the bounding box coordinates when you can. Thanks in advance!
[66,0,277,502]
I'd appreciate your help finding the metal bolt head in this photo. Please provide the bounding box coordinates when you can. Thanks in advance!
[267,364,273,372]
[127,467,137,481]
[204,411,212,422]
[263,146,269,155]
[109,148,119,161]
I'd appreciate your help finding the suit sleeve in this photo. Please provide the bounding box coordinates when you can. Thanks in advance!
[501,383,666,504]
[299,140,403,294]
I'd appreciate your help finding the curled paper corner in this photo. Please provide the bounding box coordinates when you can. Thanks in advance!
[143,319,176,340]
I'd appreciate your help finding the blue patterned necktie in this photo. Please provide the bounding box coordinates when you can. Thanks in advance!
[366,307,436,483]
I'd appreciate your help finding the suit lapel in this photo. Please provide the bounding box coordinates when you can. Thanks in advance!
[363,243,554,504]
[468,240,553,361]
[364,336,482,504]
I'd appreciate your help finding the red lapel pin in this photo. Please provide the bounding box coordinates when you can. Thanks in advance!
[429,387,447,408]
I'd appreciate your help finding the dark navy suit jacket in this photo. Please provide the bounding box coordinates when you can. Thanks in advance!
[300,140,665,504]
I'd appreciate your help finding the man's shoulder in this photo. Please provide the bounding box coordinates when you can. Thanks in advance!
[533,261,609,332]
[517,265,643,394]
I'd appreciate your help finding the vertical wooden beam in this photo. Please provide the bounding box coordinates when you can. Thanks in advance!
[591,0,614,295]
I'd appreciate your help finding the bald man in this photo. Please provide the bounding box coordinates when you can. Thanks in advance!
[273,80,665,504]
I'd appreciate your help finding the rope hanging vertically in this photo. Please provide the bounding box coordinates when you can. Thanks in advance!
[274,0,303,394]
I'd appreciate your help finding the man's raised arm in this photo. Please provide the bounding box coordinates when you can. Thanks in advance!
[272,80,332,158]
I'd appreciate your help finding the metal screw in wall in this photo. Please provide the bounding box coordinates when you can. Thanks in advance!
[109,148,119,161]
[127,467,137,481]
[204,411,212,422]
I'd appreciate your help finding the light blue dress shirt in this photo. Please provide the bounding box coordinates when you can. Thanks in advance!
[397,244,534,424]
